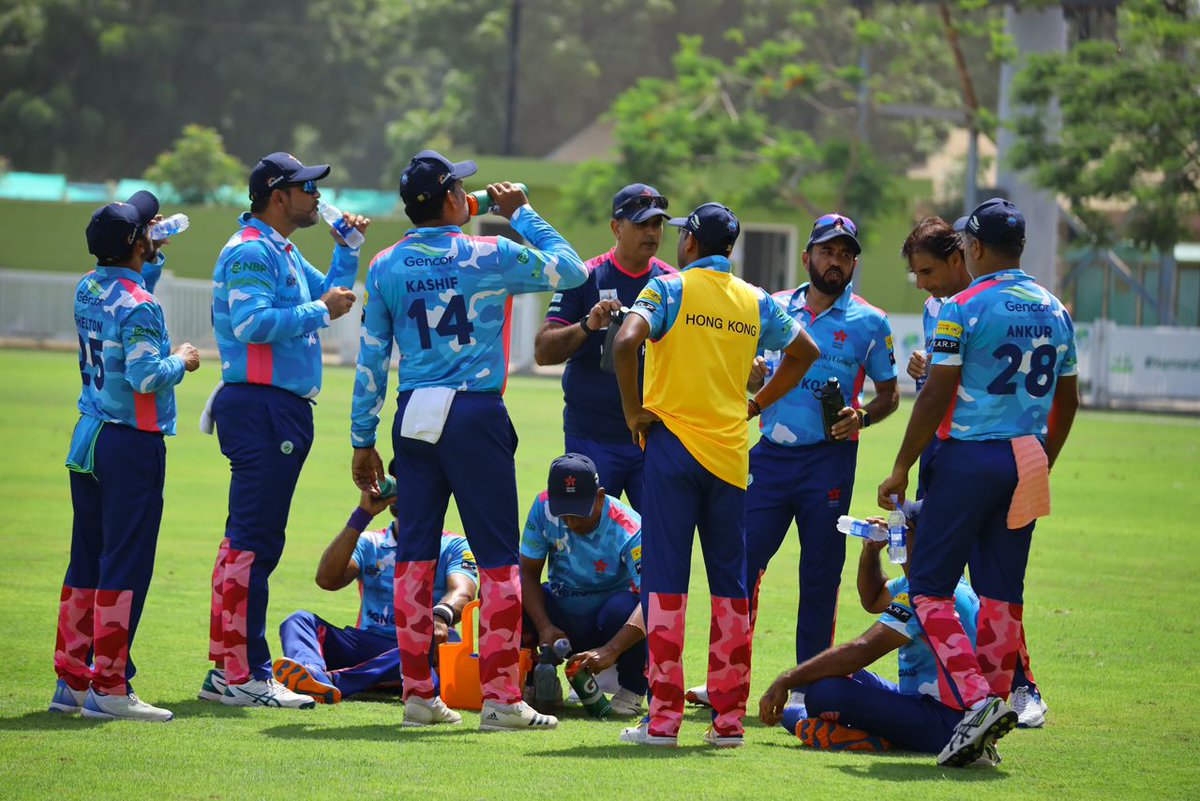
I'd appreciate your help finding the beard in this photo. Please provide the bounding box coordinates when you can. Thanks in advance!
[808,261,851,296]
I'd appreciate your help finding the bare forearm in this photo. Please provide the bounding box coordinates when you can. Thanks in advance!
[856,545,888,611]
[614,328,645,421]
[1045,377,1079,469]
[534,322,587,366]
[892,371,955,472]
[316,526,360,590]
[520,565,554,632]
[774,639,878,691]
[863,382,900,425]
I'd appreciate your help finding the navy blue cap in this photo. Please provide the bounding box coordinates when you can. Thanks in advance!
[954,198,1025,247]
[547,453,600,518]
[806,212,861,255]
[249,152,330,202]
[668,202,741,249]
[400,149,478,205]
[612,183,670,223]
[86,190,159,261]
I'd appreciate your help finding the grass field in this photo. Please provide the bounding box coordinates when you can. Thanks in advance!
[1,348,1198,800]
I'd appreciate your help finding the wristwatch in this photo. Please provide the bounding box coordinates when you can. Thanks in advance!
[857,408,871,428]
[579,315,594,334]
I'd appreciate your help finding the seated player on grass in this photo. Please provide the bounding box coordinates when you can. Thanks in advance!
[758,517,1002,766]
[269,479,478,703]
[520,453,647,716]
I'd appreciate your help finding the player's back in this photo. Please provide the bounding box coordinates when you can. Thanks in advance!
[934,270,1076,441]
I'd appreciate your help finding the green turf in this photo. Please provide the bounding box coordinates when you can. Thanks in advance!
[0,348,1197,800]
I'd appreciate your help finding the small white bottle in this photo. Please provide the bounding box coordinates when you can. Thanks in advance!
[887,496,908,564]
[148,213,189,240]
[318,200,364,248]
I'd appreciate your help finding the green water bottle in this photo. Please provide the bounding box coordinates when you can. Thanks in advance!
[565,661,611,719]
[466,183,529,216]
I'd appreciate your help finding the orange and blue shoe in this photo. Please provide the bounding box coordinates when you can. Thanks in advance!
[795,718,893,752]
[272,658,341,705]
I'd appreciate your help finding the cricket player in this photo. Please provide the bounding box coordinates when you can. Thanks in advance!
[902,216,1047,728]
[534,184,676,511]
[520,453,646,716]
[271,483,478,703]
[612,202,820,747]
[202,152,368,709]
[351,150,588,730]
[53,191,200,722]
[878,198,1079,766]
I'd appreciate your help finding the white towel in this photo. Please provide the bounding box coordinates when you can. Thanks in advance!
[400,386,457,444]
[199,381,225,435]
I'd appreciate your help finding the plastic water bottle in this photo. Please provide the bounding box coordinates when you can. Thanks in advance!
[377,474,397,498]
[466,183,529,216]
[837,515,886,542]
[887,495,908,564]
[318,200,364,248]
[148,213,189,240]
[565,661,611,719]
[531,645,561,713]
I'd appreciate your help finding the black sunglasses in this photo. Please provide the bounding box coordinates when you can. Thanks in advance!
[285,179,318,195]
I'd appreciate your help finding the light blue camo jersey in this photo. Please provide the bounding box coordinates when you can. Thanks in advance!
[353,527,478,636]
[880,575,978,698]
[520,492,642,616]
[755,284,896,447]
[212,214,359,399]
[929,270,1077,440]
[72,252,186,434]
[915,295,943,393]
[351,205,586,446]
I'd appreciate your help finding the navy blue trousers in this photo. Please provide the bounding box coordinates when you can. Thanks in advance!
[523,587,647,694]
[804,669,961,753]
[744,439,858,664]
[213,383,314,682]
[564,434,644,512]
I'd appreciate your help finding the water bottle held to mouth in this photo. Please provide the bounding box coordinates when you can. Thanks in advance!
[466,183,530,216]
[318,200,365,248]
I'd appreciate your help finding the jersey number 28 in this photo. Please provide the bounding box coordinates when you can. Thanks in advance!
[987,343,1056,397]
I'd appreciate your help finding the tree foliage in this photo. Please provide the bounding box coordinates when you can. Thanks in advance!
[143,124,245,204]
[1008,0,1200,254]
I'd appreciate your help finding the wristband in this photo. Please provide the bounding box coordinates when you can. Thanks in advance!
[432,604,455,625]
[579,315,594,335]
[347,507,372,533]
[747,397,763,418]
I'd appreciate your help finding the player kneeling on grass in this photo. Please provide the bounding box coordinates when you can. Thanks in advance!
[521,454,647,716]
[263,478,478,707]
[758,518,1002,767]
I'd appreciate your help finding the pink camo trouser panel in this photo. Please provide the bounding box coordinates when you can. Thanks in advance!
[393,559,437,700]
[914,594,991,711]
[54,585,96,691]
[647,592,688,738]
[708,595,751,737]
[208,537,230,666]
[478,565,523,705]
[220,548,255,685]
[91,589,133,695]
[976,597,1024,700]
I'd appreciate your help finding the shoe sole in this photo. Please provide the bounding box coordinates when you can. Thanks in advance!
[705,738,745,748]
[220,692,316,709]
[272,660,341,705]
[80,707,173,723]
[797,719,892,752]
[48,702,81,714]
[619,734,677,747]
[480,721,558,732]
[939,709,1017,767]
[197,689,226,702]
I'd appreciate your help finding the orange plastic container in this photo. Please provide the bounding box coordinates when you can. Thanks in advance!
[438,599,533,711]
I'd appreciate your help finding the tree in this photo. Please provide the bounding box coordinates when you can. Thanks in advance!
[144,124,245,204]
[1008,0,1200,322]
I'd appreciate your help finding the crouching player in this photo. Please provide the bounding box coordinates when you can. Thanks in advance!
[267,484,478,703]
[758,520,1001,766]
[520,454,647,716]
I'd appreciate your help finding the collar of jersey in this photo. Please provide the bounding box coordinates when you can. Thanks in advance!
[93,265,147,286]
[681,255,732,274]
[405,225,464,237]
[239,213,296,253]
[966,268,1030,289]
[788,282,852,315]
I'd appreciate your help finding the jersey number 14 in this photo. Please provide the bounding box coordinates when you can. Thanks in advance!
[406,295,475,349]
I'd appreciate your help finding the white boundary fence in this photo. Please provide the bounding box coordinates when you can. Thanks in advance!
[3,268,1198,410]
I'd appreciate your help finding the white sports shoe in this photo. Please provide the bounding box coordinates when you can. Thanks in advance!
[1011,685,1048,728]
[937,697,1017,767]
[619,717,677,747]
[197,668,228,702]
[684,684,710,706]
[702,726,745,748]
[969,742,1003,768]
[49,679,88,713]
[479,699,558,731]
[221,678,315,709]
[609,687,644,717]
[81,689,173,722]
[403,695,462,727]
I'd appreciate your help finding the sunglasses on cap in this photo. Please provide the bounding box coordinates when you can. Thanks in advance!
[618,195,669,215]
[812,213,857,235]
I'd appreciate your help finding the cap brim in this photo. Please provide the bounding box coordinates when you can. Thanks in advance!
[291,164,331,183]
[666,216,690,228]
[547,494,596,519]
[952,215,969,232]
[627,207,671,224]
[451,160,478,180]
[125,190,159,225]
[808,231,862,255]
